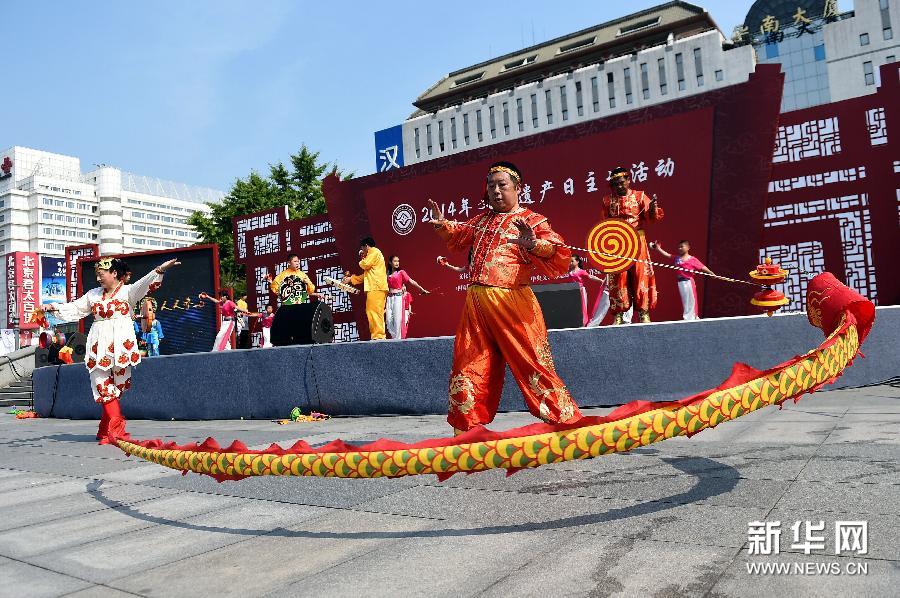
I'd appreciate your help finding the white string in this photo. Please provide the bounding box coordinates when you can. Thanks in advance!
[443,220,767,289]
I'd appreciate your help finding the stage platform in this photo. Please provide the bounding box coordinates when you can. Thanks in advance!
[33,306,899,421]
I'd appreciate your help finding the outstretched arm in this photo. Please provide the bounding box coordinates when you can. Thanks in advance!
[652,242,673,260]
[407,277,429,295]
[41,293,91,323]
[128,259,180,305]
[429,199,476,253]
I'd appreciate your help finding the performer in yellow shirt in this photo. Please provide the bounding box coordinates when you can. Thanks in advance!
[343,237,388,340]
[266,254,318,305]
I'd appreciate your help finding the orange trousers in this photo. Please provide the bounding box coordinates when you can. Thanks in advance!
[447,285,581,430]
[609,232,658,313]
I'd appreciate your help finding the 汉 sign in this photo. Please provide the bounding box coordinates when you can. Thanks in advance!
[6,252,40,329]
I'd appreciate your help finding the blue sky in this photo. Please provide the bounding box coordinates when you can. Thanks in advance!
[5,1,850,192]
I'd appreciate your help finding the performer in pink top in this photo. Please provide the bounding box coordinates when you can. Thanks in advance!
[565,256,607,326]
[652,240,714,320]
[259,304,275,347]
[199,291,245,350]
[385,255,429,339]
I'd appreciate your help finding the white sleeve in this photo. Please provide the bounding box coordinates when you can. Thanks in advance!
[52,292,93,323]
[127,269,164,306]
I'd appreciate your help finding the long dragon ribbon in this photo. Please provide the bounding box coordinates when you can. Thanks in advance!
[116,273,874,481]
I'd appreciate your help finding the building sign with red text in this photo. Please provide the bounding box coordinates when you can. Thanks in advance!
[5,252,40,329]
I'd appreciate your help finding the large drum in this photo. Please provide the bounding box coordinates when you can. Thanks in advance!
[270,301,334,346]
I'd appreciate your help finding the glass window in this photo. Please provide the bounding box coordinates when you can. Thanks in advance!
[658,58,667,95]
[624,67,633,104]
[438,120,445,151]
[414,128,421,158]
[885,28,893,40]
[765,43,779,59]
[560,86,568,120]
[575,80,584,116]
[476,109,483,142]
[814,44,826,61]
[607,72,616,108]
[451,116,458,148]
[693,47,703,86]
[591,76,599,111]
[863,61,875,85]
[714,69,724,81]
[531,93,539,127]
[502,101,510,134]
[640,63,649,99]
[516,98,524,132]
[860,33,869,46]
[675,52,686,89]
[463,113,470,144]
[489,106,497,138]
[545,89,554,124]
[426,123,433,154]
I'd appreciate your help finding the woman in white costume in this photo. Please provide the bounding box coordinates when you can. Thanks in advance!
[41,257,180,444]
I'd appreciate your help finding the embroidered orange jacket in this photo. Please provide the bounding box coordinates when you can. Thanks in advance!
[600,189,664,228]
[435,207,570,289]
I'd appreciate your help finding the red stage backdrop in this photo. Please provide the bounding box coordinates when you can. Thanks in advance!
[361,108,713,334]
[762,62,900,310]
[233,207,359,345]
[324,66,786,338]
[65,244,99,301]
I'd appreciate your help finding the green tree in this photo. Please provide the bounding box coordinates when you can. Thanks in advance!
[189,145,351,294]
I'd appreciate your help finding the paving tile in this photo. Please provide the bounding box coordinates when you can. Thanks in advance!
[0,482,179,533]
[358,484,768,548]
[0,491,245,559]
[482,533,740,598]
[0,558,91,598]
[28,496,324,584]
[111,510,433,597]
[774,480,900,516]
[274,528,575,598]
[144,469,423,509]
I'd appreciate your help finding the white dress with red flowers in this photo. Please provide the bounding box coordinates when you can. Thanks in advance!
[53,269,163,403]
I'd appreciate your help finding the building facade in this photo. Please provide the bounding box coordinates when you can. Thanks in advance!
[740,0,899,111]
[375,0,900,168]
[375,1,757,169]
[825,0,899,101]
[0,146,221,257]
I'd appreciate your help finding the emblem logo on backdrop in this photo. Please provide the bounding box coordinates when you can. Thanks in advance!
[391,203,416,236]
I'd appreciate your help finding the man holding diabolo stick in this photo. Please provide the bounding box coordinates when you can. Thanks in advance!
[429,161,582,434]
[600,166,664,324]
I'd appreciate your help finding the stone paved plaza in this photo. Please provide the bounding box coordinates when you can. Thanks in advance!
[0,384,898,597]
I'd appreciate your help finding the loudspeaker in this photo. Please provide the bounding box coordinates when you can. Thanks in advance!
[532,282,584,330]
[270,302,334,346]
[34,348,51,368]
[65,332,88,363]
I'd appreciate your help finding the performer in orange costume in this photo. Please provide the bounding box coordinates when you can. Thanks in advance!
[601,167,664,324]
[429,162,582,433]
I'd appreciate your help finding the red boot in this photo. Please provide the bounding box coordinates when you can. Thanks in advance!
[99,399,130,445]
[96,408,110,441]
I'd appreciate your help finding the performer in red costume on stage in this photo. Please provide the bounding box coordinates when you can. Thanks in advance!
[40,257,180,444]
[429,161,582,433]
[600,166,664,324]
